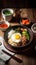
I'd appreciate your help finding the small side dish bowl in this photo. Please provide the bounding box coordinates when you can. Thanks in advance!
[20,17,31,27]
[1,8,14,21]
[0,21,10,31]
[31,23,36,39]
[31,23,36,33]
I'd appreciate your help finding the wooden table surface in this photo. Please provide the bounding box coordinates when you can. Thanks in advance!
[0,9,36,65]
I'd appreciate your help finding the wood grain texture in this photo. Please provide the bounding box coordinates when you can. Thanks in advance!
[0,9,36,65]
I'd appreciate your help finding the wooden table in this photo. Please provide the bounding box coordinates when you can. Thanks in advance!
[0,9,36,65]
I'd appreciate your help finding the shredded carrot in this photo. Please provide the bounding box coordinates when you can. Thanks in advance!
[22,19,30,25]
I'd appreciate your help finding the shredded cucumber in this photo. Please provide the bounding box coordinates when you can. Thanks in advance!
[22,29,30,40]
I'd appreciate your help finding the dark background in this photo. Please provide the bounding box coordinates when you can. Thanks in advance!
[0,0,36,8]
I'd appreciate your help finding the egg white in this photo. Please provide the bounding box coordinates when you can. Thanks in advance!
[8,30,15,38]
[11,33,21,43]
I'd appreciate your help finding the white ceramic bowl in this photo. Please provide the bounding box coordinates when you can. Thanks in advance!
[31,23,36,33]
[0,21,10,31]
[31,23,36,39]
[1,8,14,21]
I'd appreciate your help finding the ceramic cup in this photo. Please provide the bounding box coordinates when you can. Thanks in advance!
[1,8,14,21]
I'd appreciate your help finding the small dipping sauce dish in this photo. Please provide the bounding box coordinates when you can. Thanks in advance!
[31,23,36,40]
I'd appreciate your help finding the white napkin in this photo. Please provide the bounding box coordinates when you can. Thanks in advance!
[0,36,15,62]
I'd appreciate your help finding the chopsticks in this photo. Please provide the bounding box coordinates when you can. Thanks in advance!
[2,50,23,63]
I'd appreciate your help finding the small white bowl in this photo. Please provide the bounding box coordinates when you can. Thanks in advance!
[31,23,36,39]
[1,8,14,21]
[0,21,10,31]
[31,23,36,33]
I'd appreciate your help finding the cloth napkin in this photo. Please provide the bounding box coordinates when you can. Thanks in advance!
[0,36,15,62]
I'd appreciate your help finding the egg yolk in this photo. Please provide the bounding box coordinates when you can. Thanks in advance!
[15,34,20,40]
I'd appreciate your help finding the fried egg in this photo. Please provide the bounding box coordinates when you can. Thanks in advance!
[11,33,21,43]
